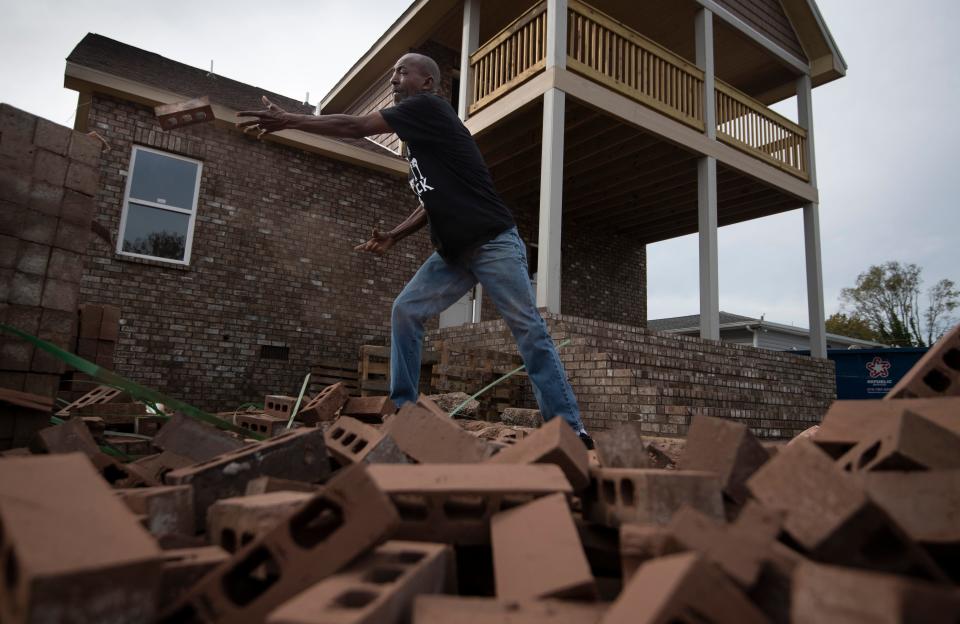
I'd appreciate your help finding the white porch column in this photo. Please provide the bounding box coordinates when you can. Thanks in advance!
[798,74,826,357]
[537,88,565,312]
[536,0,567,312]
[696,8,719,340]
[458,0,481,120]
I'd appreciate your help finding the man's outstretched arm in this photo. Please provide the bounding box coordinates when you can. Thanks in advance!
[237,96,392,139]
[354,204,428,256]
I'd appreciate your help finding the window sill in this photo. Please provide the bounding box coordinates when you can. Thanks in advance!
[113,253,193,272]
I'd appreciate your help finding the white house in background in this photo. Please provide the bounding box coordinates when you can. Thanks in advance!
[648,312,885,351]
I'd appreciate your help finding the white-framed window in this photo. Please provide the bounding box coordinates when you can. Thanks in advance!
[117,145,202,265]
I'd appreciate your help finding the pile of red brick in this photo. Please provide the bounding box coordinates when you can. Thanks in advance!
[0,328,958,623]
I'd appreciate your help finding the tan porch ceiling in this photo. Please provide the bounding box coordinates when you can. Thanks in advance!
[476,97,803,244]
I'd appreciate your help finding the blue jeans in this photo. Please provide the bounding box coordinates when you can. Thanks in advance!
[389,227,585,433]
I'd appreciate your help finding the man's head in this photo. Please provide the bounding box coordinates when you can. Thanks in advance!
[391,53,441,104]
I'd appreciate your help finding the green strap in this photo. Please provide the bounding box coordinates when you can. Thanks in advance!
[286,373,311,430]
[2,323,261,440]
[448,338,572,417]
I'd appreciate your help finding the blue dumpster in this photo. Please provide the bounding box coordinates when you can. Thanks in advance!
[823,348,927,399]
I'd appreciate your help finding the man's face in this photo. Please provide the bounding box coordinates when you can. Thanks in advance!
[391,55,432,104]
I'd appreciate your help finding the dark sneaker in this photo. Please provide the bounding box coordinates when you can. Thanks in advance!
[578,431,595,450]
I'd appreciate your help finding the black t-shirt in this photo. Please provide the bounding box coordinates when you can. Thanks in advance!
[380,93,515,259]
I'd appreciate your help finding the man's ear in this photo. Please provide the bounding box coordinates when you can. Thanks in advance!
[423,74,435,92]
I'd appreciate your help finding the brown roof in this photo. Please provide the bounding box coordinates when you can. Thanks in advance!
[67,33,400,158]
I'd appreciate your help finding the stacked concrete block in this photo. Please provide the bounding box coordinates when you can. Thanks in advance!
[0,104,102,403]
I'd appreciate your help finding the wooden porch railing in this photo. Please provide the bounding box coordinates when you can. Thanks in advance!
[469,1,548,114]
[565,0,705,130]
[715,82,808,179]
[467,0,809,179]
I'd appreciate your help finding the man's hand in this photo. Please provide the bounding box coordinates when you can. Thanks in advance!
[354,228,396,256]
[236,96,291,139]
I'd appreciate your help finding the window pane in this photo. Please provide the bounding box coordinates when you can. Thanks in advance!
[121,202,189,261]
[129,149,198,209]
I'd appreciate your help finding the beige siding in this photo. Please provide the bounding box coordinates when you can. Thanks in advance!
[716,0,807,60]
[342,67,402,154]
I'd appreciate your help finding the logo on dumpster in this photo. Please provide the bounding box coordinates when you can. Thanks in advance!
[866,356,891,378]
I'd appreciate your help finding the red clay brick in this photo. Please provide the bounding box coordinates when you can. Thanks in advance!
[368,463,572,545]
[863,470,960,544]
[583,468,723,528]
[747,439,948,582]
[297,382,350,425]
[237,413,288,437]
[264,394,297,419]
[325,416,409,466]
[0,453,163,623]
[159,546,230,605]
[265,541,454,624]
[619,523,682,581]
[488,417,590,491]
[165,427,332,530]
[78,303,103,339]
[679,414,770,506]
[342,395,397,423]
[492,493,596,601]
[593,421,650,469]
[413,596,607,623]
[117,484,195,537]
[886,325,960,399]
[836,409,960,472]
[152,412,245,462]
[602,552,768,624]
[792,561,960,624]
[159,463,400,624]
[382,398,488,464]
[208,491,314,553]
[99,304,120,341]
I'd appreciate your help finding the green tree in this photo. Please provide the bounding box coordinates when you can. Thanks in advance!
[838,261,958,347]
[824,312,881,342]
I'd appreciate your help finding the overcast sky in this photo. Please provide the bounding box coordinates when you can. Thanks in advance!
[1,0,956,328]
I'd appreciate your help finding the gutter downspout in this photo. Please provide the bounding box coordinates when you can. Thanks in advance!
[746,322,762,348]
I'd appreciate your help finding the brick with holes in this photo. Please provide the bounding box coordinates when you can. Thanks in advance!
[813,398,960,459]
[382,399,488,464]
[341,395,397,424]
[238,413,289,438]
[835,409,960,472]
[0,453,164,623]
[160,546,230,605]
[265,541,454,624]
[582,467,723,529]
[208,491,314,554]
[264,395,298,419]
[487,417,590,491]
[165,427,331,531]
[368,463,572,545]
[117,484,195,537]
[678,415,770,506]
[746,439,948,583]
[492,493,596,601]
[297,382,350,426]
[886,324,960,398]
[324,416,409,466]
[791,561,960,624]
[601,552,768,624]
[413,596,607,624]
[156,463,399,624]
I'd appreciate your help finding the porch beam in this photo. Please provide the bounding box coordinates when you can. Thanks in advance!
[546,0,568,69]
[537,88,565,312]
[458,0,481,120]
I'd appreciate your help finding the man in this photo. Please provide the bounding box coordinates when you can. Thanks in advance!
[238,53,593,448]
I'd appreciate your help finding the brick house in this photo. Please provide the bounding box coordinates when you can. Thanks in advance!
[38,0,846,436]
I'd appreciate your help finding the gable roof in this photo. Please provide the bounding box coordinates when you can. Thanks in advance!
[64,34,406,172]
[647,312,757,332]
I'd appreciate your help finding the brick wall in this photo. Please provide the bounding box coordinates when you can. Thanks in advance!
[78,95,433,411]
[0,104,102,402]
[427,313,836,440]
